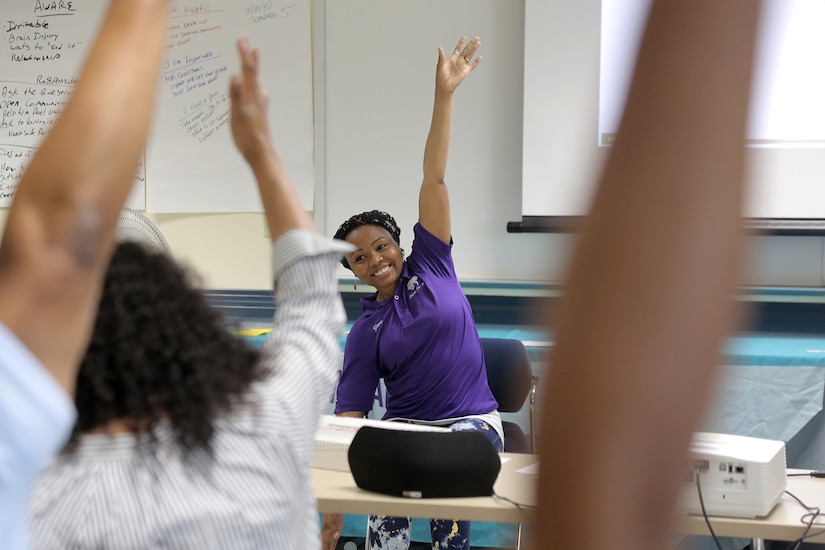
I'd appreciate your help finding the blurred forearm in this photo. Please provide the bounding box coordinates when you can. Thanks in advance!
[536,1,763,548]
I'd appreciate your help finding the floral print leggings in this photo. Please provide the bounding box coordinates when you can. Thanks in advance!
[367,418,504,550]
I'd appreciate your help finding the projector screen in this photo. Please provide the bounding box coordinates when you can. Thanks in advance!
[520,0,825,234]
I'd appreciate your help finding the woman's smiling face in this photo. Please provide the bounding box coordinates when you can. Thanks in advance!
[344,224,404,301]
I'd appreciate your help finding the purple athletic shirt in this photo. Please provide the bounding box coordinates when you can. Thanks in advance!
[334,222,499,421]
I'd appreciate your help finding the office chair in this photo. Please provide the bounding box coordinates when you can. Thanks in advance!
[481,338,539,453]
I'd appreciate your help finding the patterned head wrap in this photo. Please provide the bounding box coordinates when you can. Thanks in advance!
[333,210,401,270]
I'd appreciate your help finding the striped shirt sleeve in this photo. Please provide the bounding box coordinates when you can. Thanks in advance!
[256,230,353,464]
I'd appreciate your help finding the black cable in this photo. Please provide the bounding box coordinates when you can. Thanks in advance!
[694,465,725,550]
[492,491,535,528]
[782,489,823,550]
[693,470,825,549]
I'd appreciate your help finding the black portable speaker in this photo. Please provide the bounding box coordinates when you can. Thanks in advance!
[347,426,502,498]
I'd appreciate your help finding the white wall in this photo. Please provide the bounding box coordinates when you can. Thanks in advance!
[2,0,824,290]
[322,0,555,282]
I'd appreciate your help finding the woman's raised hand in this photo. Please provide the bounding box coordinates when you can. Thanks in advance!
[435,35,482,93]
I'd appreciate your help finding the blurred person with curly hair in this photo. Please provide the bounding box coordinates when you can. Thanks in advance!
[28,38,352,550]
[60,240,268,457]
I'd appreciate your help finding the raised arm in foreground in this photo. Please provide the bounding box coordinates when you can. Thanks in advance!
[418,36,481,244]
[230,41,353,550]
[0,0,170,394]
[535,1,763,549]
[0,2,169,548]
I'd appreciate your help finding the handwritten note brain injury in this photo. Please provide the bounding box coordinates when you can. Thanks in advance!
[1,1,314,213]
[1,2,87,205]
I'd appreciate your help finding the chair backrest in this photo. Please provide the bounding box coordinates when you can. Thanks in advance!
[481,338,532,413]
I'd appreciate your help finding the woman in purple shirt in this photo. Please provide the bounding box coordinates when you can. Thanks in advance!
[326,36,503,550]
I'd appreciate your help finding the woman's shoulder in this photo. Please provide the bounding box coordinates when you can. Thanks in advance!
[408,225,456,280]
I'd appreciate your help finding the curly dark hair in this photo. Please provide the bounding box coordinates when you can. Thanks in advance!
[66,241,267,456]
[333,210,402,270]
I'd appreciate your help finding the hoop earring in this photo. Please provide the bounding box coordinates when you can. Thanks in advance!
[354,280,358,290]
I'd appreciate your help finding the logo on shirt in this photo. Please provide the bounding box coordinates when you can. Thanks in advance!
[406,276,424,299]
[372,319,384,332]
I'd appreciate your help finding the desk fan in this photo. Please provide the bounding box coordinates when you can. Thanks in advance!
[116,208,171,253]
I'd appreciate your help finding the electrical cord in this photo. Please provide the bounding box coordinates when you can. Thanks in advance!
[787,471,825,478]
[780,489,823,550]
[694,465,725,550]
[492,491,535,528]
[693,468,825,549]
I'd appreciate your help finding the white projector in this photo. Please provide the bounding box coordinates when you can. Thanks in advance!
[676,432,787,518]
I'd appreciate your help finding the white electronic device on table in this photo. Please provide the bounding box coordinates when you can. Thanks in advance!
[676,432,787,519]
[311,415,449,472]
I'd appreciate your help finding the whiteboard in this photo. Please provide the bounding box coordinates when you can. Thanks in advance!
[520,0,605,223]
[146,0,315,213]
[0,0,314,214]
[522,0,825,230]
[0,0,144,208]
